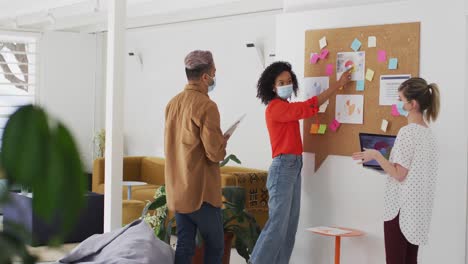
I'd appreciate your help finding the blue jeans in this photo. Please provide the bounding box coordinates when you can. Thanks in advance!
[175,202,224,264]
[250,154,303,264]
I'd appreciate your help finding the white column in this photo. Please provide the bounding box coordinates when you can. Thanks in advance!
[104,0,126,232]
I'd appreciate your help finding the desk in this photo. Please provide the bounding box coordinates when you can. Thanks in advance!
[308,226,364,264]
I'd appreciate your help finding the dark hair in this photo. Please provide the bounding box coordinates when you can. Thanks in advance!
[398,77,440,122]
[256,61,299,105]
[185,65,212,81]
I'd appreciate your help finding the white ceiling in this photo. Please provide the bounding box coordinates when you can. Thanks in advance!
[0,0,282,33]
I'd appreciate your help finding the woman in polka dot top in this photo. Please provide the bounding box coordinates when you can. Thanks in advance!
[352,77,440,264]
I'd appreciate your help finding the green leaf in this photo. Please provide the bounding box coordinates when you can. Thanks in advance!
[220,186,262,261]
[195,229,203,248]
[219,154,242,167]
[223,214,241,227]
[0,105,86,245]
[229,155,241,164]
[222,186,245,211]
[142,195,167,217]
[164,217,176,244]
[41,123,86,240]
[234,233,250,262]
[0,231,37,264]
[1,105,50,187]
[157,226,167,241]
[148,196,167,210]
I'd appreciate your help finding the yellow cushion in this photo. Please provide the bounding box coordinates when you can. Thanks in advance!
[131,186,159,202]
[220,166,265,174]
[141,157,165,185]
[122,200,145,225]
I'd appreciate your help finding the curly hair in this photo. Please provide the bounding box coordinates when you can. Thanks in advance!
[256,61,299,105]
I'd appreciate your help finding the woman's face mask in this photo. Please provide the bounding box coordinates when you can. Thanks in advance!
[276,84,294,99]
[396,101,409,117]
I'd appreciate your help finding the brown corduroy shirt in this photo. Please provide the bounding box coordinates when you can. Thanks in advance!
[164,83,226,213]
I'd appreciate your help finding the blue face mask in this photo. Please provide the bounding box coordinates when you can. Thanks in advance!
[396,101,409,117]
[208,75,216,93]
[276,84,293,99]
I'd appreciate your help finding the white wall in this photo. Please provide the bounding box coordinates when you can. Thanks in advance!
[277,1,467,264]
[39,31,97,172]
[465,14,468,264]
[284,0,401,11]
[96,11,278,170]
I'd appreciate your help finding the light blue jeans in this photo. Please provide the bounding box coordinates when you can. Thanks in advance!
[250,154,303,264]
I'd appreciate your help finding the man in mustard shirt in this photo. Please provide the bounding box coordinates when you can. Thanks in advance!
[165,50,229,264]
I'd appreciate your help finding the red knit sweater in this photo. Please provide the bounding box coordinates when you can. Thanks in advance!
[265,96,318,158]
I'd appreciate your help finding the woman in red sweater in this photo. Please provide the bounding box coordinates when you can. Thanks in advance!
[250,61,352,264]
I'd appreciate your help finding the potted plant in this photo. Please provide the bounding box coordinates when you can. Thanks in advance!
[93,128,106,159]
[0,105,87,263]
[142,154,261,263]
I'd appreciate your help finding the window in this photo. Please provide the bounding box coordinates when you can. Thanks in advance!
[0,38,37,146]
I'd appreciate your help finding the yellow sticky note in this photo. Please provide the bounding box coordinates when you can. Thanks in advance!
[318,124,327,134]
[310,124,319,134]
[366,69,375,81]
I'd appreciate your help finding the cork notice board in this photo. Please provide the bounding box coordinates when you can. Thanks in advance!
[303,22,420,171]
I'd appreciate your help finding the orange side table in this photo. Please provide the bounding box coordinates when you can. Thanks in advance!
[308,227,364,264]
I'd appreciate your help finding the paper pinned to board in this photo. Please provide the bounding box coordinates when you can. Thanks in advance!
[303,76,330,113]
[365,68,375,81]
[319,36,327,49]
[224,114,246,137]
[326,64,334,76]
[319,49,329,60]
[351,38,362,51]
[378,50,387,62]
[380,74,411,105]
[381,119,389,132]
[388,58,398,70]
[356,80,365,91]
[329,119,341,132]
[310,53,320,64]
[368,36,376,48]
[317,124,327,134]
[310,124,320,134]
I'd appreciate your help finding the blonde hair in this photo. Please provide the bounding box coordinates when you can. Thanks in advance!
[398,77,440,122]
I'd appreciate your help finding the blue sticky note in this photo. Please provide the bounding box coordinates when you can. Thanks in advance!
[351,38,362,51]
[388,58,398,70]
[356,80,365,91]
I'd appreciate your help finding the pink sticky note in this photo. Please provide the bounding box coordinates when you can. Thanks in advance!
[319,49,329,60]
[391,104,400,116]
[329,119,341,132]
[378,50,387,62]
[326,64,334,76]
[310,53,320,64]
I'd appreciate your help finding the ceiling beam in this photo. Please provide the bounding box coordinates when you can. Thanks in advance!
[43,12,106,31]
[0,0,282,33]
[82,0,283,33]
